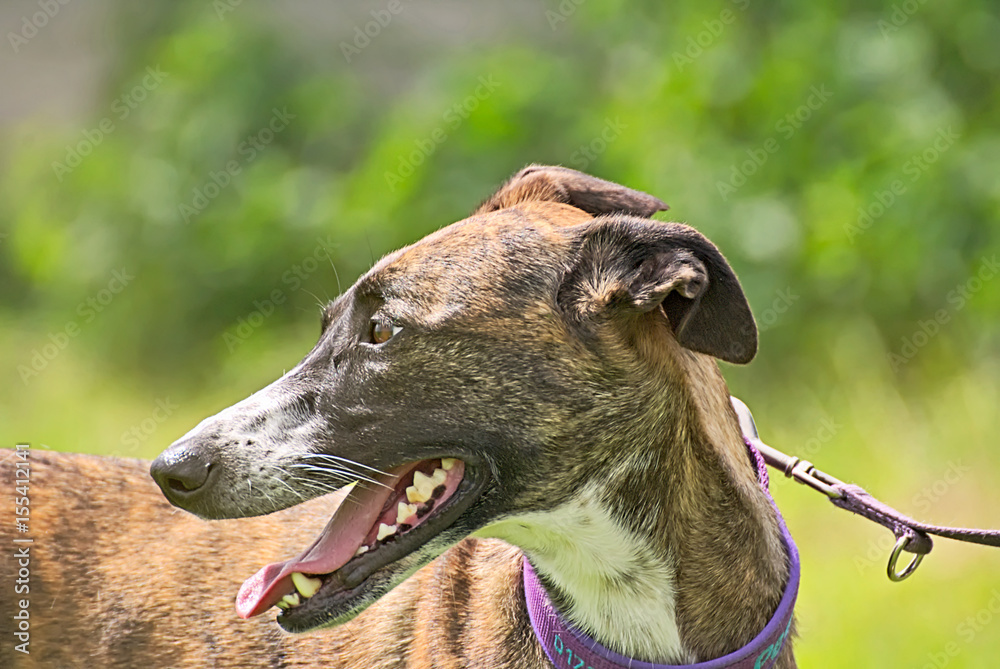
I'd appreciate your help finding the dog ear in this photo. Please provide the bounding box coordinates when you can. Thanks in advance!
[474,164,668,218]
[559,216,757,364]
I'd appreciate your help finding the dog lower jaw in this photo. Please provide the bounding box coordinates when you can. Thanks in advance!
[473,482,692,664]
[270,464,491,632]
[276,533,449,633]
[278,579,371,633]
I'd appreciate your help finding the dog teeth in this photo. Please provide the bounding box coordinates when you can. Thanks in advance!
[396,501,419,524]
[404,466,452,510]
[355,545,369,557]
[377,523,396,541]
[405,484,429,504]
[409,471,436,502]
[281,592,301,608]
[291,572,322,599]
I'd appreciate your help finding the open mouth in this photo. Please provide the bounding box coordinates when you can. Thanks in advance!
[236,457,475,624]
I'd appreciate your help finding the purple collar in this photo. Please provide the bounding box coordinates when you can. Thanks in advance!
[522,439,799,669]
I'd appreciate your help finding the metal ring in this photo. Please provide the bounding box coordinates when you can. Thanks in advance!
[887,535,925,582]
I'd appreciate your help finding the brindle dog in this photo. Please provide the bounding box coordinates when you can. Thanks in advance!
[1,166,793,668]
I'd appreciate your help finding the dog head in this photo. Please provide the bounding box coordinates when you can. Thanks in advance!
[150,165,757,632]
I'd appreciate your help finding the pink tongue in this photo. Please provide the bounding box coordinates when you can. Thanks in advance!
[235,466,407,619]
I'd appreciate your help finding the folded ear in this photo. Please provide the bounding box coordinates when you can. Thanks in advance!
[474,164,668,218]
[559,216,757,364]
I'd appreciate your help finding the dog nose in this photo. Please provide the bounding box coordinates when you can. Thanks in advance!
[150,442,215,506]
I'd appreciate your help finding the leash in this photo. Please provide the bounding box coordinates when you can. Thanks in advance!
[523,419,799,669]
[731,396,1000,581]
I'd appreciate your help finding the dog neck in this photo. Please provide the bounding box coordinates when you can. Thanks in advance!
[477,354,788,664]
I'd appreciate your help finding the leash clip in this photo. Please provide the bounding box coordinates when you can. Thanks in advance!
[730,396,843,499]
[776,455,843,500]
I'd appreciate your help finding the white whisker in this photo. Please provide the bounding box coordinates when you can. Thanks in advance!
[287,462,388,488]
[299,453,391,478]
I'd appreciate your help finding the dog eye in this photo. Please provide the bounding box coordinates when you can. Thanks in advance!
[370,320,402,345]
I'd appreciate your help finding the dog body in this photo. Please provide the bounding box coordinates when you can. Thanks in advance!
[2,166,794,667]
[1,450,544,668]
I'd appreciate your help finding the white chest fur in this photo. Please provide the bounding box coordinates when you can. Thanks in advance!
[474,484,690,663]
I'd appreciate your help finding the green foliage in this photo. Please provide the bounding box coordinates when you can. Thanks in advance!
[2,1,998,665]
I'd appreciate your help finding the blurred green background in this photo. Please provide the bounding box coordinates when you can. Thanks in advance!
[2,0,999,665]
